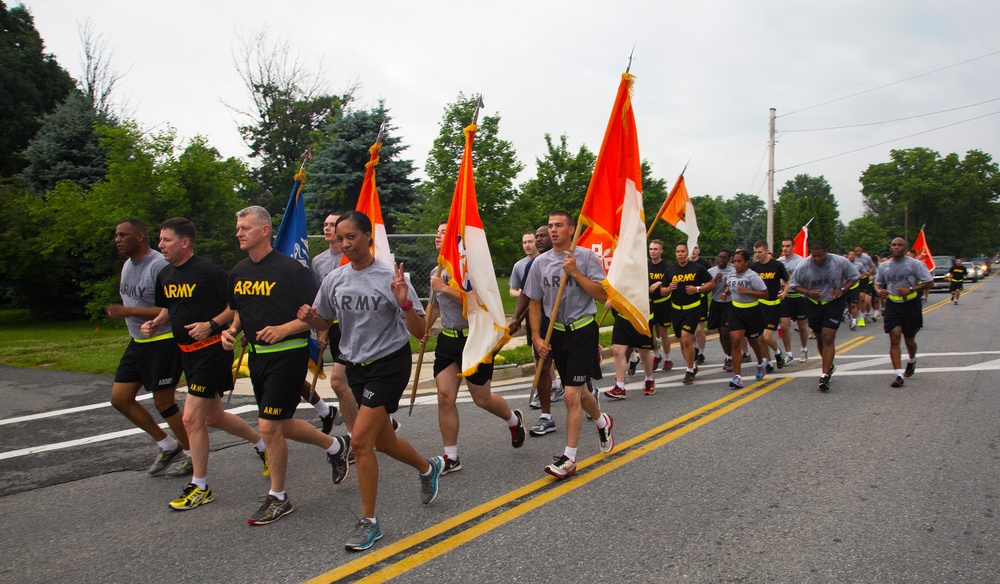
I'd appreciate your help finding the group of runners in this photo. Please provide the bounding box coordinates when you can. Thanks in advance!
[107,205,947,553]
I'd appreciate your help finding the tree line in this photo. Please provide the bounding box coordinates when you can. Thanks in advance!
[2,3,997,320]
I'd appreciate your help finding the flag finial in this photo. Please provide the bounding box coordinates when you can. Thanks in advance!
[472,95,485,125]
[626,45,636,73]
[375,119,387,145]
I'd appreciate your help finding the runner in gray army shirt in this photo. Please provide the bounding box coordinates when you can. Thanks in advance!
[523,210,615,480]
[790,240,859,392]
[873,237,933,388]
[299,210,443,552]
[423,222,526,476]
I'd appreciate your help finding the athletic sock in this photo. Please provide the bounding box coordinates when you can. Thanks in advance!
[192,476,208,490]
[444,445,459,460]
[365,517,378,524]
[645,376,653,382]
[314,399,330,417]
[908,357,916,364]
[254,439,266,452]
[506,412,519,427]
[628,353,639,364]
[268,490,286,501]
[326,439,342,456]
[156,436,179,452]
[540,413,552,420]
[895,369,904,377]
[595,413,609,429]
[182,449,190,457]
[686,367,695,373]
[616,382,625,390]
[564,446,578,461]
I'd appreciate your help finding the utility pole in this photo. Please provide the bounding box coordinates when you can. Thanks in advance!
[767,108,776,251]
[904,202,909,243]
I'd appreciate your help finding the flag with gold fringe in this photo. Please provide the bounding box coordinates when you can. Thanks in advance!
[912,228,935,271]
[346,141,394,266]
[577,72,651,336]
[438,123,511,377]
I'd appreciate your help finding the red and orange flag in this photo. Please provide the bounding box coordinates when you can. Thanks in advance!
[577,72,650,335]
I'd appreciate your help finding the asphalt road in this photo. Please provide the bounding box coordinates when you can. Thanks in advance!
[2,280,998,583]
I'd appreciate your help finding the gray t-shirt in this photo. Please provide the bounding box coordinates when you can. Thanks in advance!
[724,268,767,305]
[790,254,860,302]
[874,256,932,296]
[523,246,605,323]
[510,255,533,290]
[855,253,876,280]
[313,260,425,363]
[429,266,467,330]
[120,251,172,339]
[311,249,343,286]
[707,264,736,302]
[778,253,805,275]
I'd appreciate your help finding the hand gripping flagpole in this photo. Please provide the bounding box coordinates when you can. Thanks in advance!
[409,96,485,416]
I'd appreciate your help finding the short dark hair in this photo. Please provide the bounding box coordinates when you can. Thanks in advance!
[782,238,794,246]
[753,240,768,250]
[337,210,372,234]
[717,248,731,258]
[118,218,148,239]
[733,249,751,262]
[160,217,195,242]
[809,240,828,252]
[675,241,688,250]
[548,210,575,227]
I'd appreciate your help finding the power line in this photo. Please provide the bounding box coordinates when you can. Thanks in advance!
[775,109,1000,173]
[781,97,1000,132]
[778,50,1000,118]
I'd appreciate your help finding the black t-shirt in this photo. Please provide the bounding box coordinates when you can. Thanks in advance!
[154,255,230,345]
[648,259,670,300]
[661,261,712,307]
[749,259,789,300]
[229,250,319,345]
[949,265,968,282]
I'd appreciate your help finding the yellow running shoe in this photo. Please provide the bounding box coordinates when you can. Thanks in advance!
[169,483,214,510]
[256,447,270,478]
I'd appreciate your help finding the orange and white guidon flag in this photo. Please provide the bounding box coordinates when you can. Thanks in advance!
[577,72,651,336]
[793,224,809,258]
[656,173,700,260]
[438,123,511,377]
[912,229,935,271]
[346,141,394,266]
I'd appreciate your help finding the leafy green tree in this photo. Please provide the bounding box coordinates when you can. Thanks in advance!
[774,174,842,251]
[409,93,524,267]
[842,216,891,256]
[515,134,597,229]
[717,193,766,249]
[6,123,247,319]
[860,147,1000,257]
[0,2,76,176]
[21,91,109,193]
[229,31,352,212]
[306,101,417,233]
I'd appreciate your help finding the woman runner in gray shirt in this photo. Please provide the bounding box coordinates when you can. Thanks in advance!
[298,210,444,552]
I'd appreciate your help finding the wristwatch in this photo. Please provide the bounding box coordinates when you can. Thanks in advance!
[209,320,222,334]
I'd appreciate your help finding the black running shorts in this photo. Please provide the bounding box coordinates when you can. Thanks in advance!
[671,306,702,338]
[346,342,411,415]
[611,314,654,350]
[883,298,923,338]
[706,301,730,330]
[248,346,308,420]
[806,297,846,334]
[182,344,234,399]
[761,303,781,331]
[550,321,602,386]
[781,296,808,321]
[433,332,493,386]
[650,298,672,327]
[728,305,764,339]
[949,281,964,291]
[114,337,182,392]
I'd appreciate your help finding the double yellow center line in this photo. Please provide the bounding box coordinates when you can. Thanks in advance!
[308,337,875,583]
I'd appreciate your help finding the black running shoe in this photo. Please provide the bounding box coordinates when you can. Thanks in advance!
[682,370,695,385]
[247,494,293,525]
[828,362,836,378]
[510,409,526,448]
[695,351,706,365]
[327,435,350,485]
[904,361,915,378]
[776,353,785,369]
[320,406,338,435]
[890,375,905,388]
[627,357,639,376]
[818,375,831,392]
[765,362,774,374]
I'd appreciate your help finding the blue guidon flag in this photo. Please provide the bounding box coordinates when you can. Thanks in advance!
[273,167,325,379]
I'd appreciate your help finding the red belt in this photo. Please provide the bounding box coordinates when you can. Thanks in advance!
[178,334,222,353]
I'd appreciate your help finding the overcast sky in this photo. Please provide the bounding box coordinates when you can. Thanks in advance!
[21,0,1000,223]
